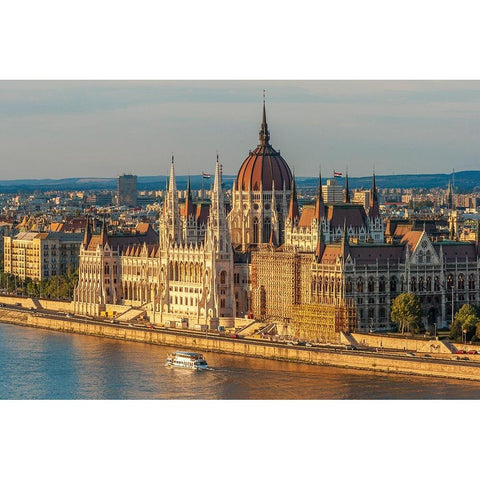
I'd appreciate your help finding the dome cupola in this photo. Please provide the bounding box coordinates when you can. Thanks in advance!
[236,96,293,192]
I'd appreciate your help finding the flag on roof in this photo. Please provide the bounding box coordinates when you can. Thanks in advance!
[202,172,211,179]
[333,171,342,178]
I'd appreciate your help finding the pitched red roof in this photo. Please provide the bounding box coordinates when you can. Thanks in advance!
[326,204,368,229]
[298,205,315,227]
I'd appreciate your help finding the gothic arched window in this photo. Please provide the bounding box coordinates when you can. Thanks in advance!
[253,218,259,244]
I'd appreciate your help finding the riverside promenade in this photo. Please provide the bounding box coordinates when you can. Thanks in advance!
[1,301,480,382]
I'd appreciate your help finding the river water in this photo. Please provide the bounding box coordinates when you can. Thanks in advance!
[1,322,480,399]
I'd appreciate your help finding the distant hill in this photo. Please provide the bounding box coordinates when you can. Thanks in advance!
[1,171,479,193]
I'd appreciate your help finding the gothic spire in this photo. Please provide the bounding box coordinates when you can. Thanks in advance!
[314,168,325,221]
[184,176,195,218]
[315,223,325,263]
[369,170,380,218]
[344,168,351,203]
[258,90,270,146]
[82,215,91,247]
[99,215,108,246]
[288,175,300,222]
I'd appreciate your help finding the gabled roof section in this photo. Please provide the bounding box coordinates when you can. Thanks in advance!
[326,204,368,229]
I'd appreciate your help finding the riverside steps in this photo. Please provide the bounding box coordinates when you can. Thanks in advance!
[1,304,480,382]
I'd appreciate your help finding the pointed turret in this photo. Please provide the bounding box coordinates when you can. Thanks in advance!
[340,218,350,260]
[161,155,181,245]
[288,175,300,223]
[258,90,270,146]
[446,180,453,210]
[315,224,325,263]
[369,171,380,218]
[344,168,351,203]
[184,176,195,218]
[314,169,325,221]
[207,154,230,252]
[82,215,92,247]
[99,216,108,246]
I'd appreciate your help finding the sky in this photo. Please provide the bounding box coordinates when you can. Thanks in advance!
[1,80,480,180]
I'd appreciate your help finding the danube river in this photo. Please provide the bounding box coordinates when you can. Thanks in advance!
[1,322,480,399]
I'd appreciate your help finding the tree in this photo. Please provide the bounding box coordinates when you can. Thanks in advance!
[450,304,480,341]
[391,293,423,335]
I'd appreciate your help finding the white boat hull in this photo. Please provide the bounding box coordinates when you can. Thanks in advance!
[165,351,209,370]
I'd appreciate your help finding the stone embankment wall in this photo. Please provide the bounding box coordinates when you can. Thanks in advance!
[351,332,453,353]
[1,310,480,382]
[0,295,74,313]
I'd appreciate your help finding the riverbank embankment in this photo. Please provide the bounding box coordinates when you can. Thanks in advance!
[1,309,480,382]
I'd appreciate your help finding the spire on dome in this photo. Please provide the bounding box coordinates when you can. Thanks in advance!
[258,90,270,146]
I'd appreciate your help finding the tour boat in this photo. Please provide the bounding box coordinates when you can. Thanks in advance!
[165,351,209,370]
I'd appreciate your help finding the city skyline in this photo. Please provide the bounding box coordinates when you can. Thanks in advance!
[1,80,480,181]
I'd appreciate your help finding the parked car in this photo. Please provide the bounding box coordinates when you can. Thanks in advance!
[467,350,478,355]
[456,350,466,354]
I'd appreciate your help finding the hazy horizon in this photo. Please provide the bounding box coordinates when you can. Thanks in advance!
[1,80,479,181]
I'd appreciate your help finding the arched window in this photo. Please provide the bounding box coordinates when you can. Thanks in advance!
[346,277,353,294]
[253,218,259,244]
[469,274,475,290]
[356,277,364,293]
[263,217,271,243]
[220,271,226,285]
[418,251,424,263]
[390,276,397,293]
[418,277,424,292]
[434,276,440,292]
[379,277,386,293]
[458,274,465,290]
[368,277,375,293]
[410,277,417,292]
[426,251,431,263]
[426,276,432,291]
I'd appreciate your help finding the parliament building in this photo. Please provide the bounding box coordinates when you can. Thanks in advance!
[73,99,480,336]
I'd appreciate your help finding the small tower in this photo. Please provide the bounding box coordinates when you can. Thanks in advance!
[369,171,380,219]
[160,156,182,247]
[344,168,351,203]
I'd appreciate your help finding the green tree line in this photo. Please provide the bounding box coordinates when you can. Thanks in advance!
[0,267,78,300]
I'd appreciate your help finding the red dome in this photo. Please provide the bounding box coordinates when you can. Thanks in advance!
[236,145,292,191]
[236,99,293,192]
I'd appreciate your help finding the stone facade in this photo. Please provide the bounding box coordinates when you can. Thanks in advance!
[73,98,480,333]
